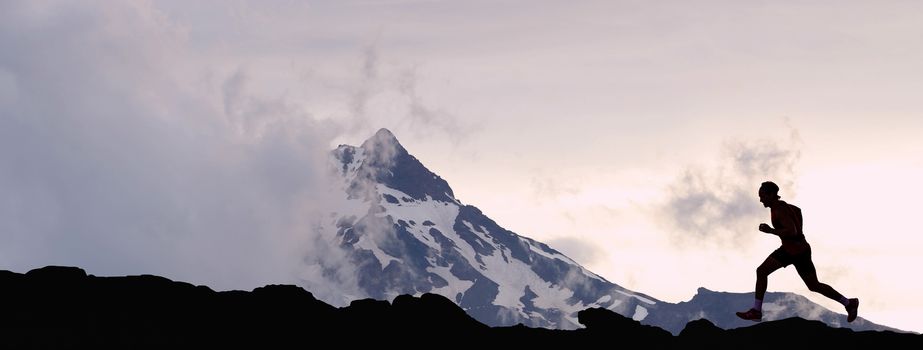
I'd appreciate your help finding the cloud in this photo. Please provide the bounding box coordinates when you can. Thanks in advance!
[335,41,481,148]
[530,174,582,202]
[344,42,381,134]
[546,237,604,266]
[0,1,480,304]
[0,2,489,303]
[395,66,481,145]
[0,2,364,295]
[658,127,802,248]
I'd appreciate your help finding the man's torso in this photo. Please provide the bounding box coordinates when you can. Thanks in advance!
[771,200,809,254]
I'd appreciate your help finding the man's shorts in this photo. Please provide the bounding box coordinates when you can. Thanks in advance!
[770,245,812,268]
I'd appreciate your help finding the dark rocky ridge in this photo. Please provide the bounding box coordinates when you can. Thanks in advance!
[1,266,918,349]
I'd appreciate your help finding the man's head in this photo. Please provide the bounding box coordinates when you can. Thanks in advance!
[759,181,781,208]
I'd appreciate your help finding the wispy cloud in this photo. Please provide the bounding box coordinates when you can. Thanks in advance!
[530,174,583,202]
[0,2,360,293]
[342,43,481,146]
[658,127,802,248]
[344,42,381,134]
[396,66,480,145]
[547,237,604,266]
[0,1,487,295]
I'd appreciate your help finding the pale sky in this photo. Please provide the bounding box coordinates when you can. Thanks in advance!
[2,1,922,332]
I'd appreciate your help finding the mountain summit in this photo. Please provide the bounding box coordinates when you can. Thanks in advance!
[336,128,455,203]
[319,129,898,333]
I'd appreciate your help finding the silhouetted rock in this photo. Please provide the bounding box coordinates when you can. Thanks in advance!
[677,316,923,350]
[391,293,487,333]
[679,318,724,347]
[340,297,392,332]
[25,265,88,281]
[680,317,722,336]
[0,266,919,349]
[578,307,673,346]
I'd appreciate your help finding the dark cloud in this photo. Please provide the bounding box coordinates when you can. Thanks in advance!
[659,129,802,247]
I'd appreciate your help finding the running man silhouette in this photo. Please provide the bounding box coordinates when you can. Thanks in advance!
[736,181,859,322]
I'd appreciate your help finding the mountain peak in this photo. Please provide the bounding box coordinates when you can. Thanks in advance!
[335,128,456,203]
[360,128,403,153]
[373,128,397,141]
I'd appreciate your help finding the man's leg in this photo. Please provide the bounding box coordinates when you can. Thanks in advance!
[737,255,784,321]
[794,258,844,300]
[755,255,785,301]
[795,258,860,322]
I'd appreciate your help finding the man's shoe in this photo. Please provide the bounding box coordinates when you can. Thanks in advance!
[846,298,859,323]
[736,308,762,321]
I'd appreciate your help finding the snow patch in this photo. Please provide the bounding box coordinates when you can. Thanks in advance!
[578,267,607,282]
[340,147,366,185]
[456,229,581,319]
[353,233,400,270]
[462,221,496,256]
[427,263,475,301]
[632,305,648,321]
[523,238,606,283]
[526,240,573,264]
[564,314,580,328]
[616,290,656,305]
[377,185,459,252]
[762,302,785,312]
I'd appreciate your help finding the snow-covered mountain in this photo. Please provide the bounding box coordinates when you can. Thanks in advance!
[313,128,897,334]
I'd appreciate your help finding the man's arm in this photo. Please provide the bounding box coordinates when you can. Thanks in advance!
[759,207,799,238]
